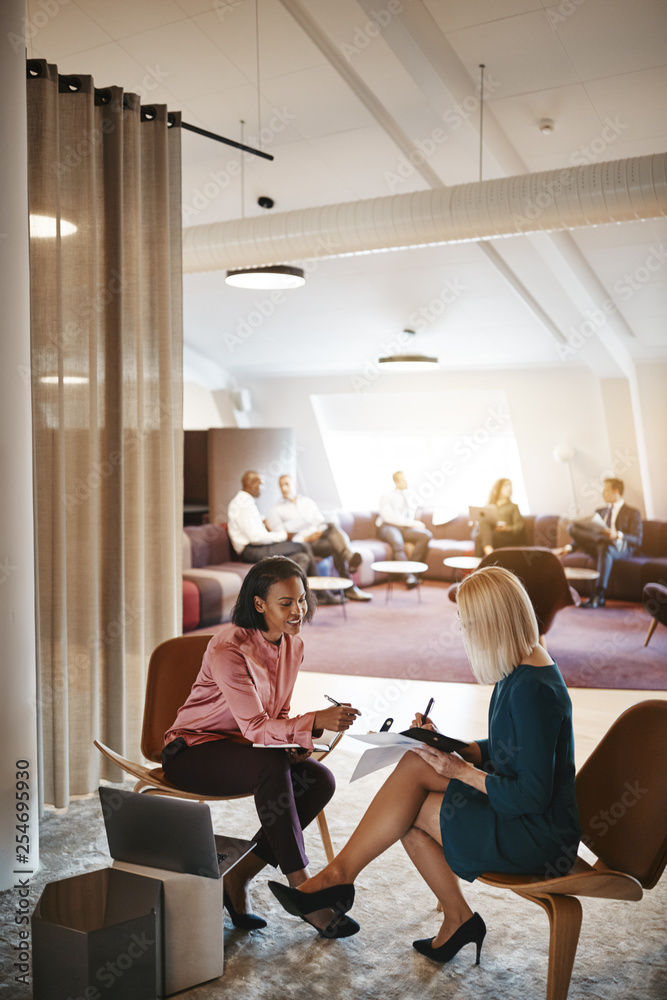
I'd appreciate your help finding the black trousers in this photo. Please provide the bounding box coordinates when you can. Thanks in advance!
[240,540,315,576]
[162,739,335,874]
[309,524,353,578]
[568,523,629,592]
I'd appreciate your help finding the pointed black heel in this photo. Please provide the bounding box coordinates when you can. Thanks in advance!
[268,881,359,938]
[413,912,486,964]
[223,890,267,930]
[268,880,355,916]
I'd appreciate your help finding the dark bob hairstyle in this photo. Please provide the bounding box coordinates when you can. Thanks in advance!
[231,556,315,631]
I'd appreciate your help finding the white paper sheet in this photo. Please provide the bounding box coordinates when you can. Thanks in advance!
[348,732,424,781]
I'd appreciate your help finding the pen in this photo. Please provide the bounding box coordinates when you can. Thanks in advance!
[324,694,341,706]
[423,697,434,723]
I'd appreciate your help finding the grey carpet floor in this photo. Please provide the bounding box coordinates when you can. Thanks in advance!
[1,744,665,1000]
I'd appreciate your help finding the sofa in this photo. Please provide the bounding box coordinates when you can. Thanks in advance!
[181,512,667,631]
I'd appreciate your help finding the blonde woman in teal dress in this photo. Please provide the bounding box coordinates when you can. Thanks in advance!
[269,566,581,965]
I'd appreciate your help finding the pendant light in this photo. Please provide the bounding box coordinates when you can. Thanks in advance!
[225,0,305,292]
[377,330,439,370]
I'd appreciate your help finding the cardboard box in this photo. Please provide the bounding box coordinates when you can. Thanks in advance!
[32,867,161,1000]
[112,861,223,996]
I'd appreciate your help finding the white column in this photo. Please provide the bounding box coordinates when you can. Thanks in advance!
[0,0,40,890]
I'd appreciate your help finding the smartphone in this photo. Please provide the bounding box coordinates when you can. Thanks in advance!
[380,718,393,732]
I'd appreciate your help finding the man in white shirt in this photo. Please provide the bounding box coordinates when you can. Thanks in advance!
[227,471,314,576]
[267,475,372,602]
[376,470,432,588]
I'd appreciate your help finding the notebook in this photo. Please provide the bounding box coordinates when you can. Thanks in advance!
[98,786,255,880]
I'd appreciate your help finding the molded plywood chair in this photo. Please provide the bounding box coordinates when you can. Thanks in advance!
[479,699,667,1000]
[95,634,340,862]
[642,582,667,647]
[479,547,579,640]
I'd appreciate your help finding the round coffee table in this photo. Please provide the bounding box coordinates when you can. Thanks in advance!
[563,566,600,597]
[444,556,481,576]
[563,567,600,582]
[370,560,428,603]
[306,576,354,620]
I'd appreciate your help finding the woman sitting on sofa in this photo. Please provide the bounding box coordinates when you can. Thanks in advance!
[474,477,525,556]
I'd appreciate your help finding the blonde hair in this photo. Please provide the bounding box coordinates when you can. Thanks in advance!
[488,478,511,505]
[457,566,539,684]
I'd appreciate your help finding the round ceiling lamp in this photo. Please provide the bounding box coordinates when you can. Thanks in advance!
[225,265,305,290]
[377,328,439,370]
[377,353,439,371]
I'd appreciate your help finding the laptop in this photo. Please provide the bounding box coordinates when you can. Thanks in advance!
[468,504,496,523]
[99,786,255,880]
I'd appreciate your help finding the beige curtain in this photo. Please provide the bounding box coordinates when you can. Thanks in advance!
[27,61,183,808]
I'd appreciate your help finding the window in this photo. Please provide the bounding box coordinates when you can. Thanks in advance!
[311,390,528,521]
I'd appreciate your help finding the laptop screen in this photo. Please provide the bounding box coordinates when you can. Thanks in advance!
[99,787,222,879]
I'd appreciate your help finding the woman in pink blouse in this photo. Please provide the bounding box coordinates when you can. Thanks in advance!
[162,556,361,938]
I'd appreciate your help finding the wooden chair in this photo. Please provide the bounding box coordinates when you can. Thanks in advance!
[642,582,667,647]
[95,633,341,863]
[478,699,667,1000]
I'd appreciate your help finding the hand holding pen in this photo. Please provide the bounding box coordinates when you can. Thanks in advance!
[412,697,437,730]
[313,694,362,733]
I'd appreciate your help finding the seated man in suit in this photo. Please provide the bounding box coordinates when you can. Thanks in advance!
[267,475,372,602]
[376,470,432,589]
[227,469,314,576]
[563,477,642,608]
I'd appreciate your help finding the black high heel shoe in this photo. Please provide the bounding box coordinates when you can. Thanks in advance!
[223,890,267,930]
[268,881,359,938]
[413,912,486,964]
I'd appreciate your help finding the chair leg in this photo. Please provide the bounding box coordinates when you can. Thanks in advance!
[316,809,335,864]
[644,618,659,647]
[517,892,582,1000]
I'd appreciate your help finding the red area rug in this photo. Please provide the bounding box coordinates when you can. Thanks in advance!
[299,581,666,690]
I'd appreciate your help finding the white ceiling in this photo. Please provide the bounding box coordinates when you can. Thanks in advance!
[30,0,667,384]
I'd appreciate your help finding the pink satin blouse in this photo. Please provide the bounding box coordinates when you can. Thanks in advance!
[163,623,318,750]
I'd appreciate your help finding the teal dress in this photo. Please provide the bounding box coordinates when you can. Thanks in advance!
[440,662,581,882]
